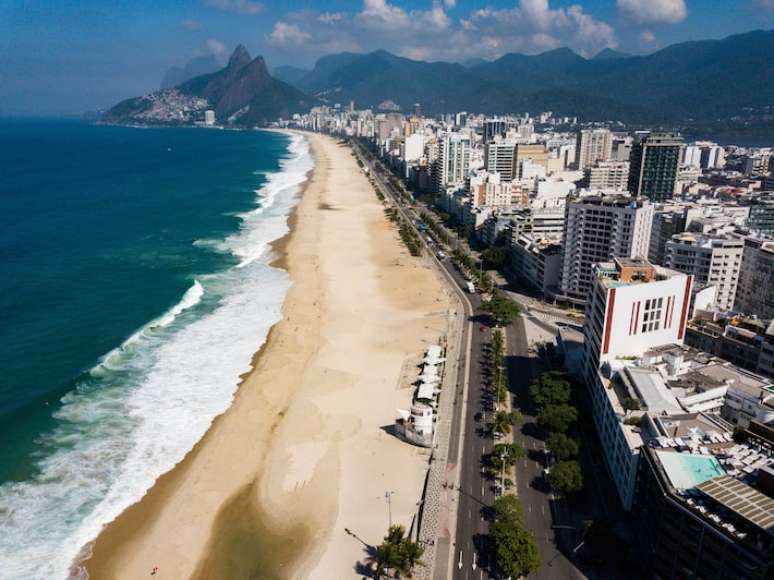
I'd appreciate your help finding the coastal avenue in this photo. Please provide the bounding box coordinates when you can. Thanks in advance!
[352,140,584,579]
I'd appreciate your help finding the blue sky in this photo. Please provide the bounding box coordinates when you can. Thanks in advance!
[1,0,773,115]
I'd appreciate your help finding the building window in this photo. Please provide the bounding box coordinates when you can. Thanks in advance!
[641,298,663,333]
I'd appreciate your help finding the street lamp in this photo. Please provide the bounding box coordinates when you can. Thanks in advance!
[384,490,395,527]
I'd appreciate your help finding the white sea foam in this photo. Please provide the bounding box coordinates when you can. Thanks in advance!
[0,131,312,580]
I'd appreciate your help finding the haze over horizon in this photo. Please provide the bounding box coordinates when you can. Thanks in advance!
[2,0,774,116]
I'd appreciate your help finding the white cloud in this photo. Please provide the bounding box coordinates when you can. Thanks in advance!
[268,22,311,47]
[265,0,617,62]
[617,0,687,24]
[757,0,774,7]
[444,0,456,7]
[180,18,202,30]
[206,0,264,16]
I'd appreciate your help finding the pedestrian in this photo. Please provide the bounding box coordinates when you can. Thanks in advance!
[151,566,158,576]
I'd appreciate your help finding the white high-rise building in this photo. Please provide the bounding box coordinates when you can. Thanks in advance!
[664,233,744,311]
[583,258,692,508]
[432,132,470,192]
[204,110,215,126]
[575,128,613,170]
[559,194,654,304]
[484,138,516,181]
[401,133,424,163]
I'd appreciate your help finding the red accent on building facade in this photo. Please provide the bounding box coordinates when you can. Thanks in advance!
[603,288,616,355]
[677,277,692,340]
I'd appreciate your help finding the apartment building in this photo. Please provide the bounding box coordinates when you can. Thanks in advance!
[578,160,630,190]
[735,236,774,319]
[484,138,516,181]
[583,258,692,507]
[575,128,614,170]
[664,233,744,311]
[559,194,654,304]
[431,132,470,192]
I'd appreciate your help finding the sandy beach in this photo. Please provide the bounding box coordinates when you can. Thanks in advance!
[82,131,452,579]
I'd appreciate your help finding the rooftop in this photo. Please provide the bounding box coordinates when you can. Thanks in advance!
[593,258,680,289]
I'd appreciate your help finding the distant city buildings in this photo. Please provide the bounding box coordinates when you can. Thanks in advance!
[578,160,630,190]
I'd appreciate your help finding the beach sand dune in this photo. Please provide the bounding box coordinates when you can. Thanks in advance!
[82,132,451,579]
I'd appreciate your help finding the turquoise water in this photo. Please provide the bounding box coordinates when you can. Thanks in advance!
[0,119,312,578]
[656,450,725,490]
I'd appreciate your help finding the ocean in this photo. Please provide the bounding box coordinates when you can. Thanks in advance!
[0,119,312,579]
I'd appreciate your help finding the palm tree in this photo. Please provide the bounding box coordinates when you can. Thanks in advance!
[397,540,425,578]
[366,541,401,579]
[492,410,513,437]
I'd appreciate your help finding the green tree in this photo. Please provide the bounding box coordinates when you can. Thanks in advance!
[492,494,523,523]
[490,443,527,470]
[491,520,541,578]
[536,404,578,434]
[529,371,571,408]
[547,460,583,496]
[366,524,425,578]
[546,432,580,461]
[481,246,508,270]
[492,410,521,437]
[482,293,520,327]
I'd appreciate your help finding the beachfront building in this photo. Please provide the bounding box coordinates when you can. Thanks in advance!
[582,257,774,509]
[583,258,692,508]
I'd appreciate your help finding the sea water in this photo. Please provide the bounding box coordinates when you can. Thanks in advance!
[0,119,312,579]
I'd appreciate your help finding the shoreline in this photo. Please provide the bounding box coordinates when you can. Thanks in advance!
[79,128,314,578]
[82,131,451,579]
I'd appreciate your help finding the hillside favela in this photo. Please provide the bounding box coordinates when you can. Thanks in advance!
[2,2,774,580]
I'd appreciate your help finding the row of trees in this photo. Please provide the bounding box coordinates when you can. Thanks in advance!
[418,210,451,245]
[530,371,584,496]
[367,525,424,579]
[384,208,422,257]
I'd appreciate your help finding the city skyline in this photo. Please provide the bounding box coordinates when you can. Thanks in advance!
[3,0,774,115]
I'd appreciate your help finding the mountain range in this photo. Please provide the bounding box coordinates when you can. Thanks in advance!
[273,29,774,127]
[103,46,315,126]
[104,29,774,131]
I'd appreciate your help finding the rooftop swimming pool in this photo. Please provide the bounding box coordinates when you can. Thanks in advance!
[656,450,725,490]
